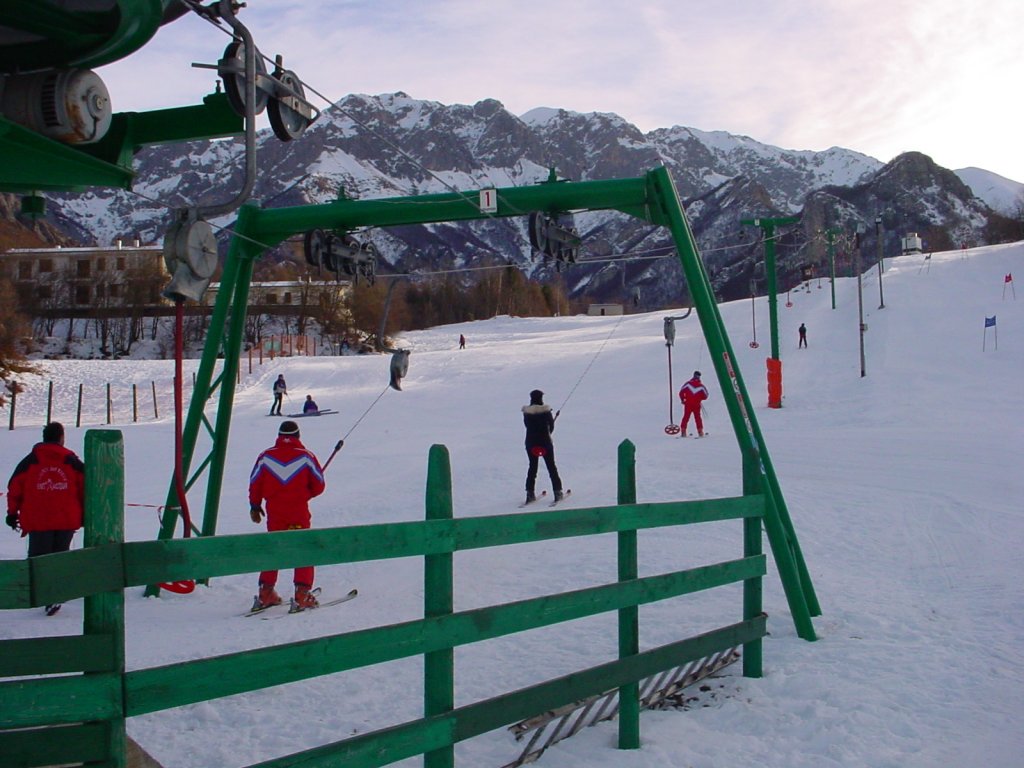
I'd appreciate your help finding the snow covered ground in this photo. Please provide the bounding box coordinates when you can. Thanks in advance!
[2,242,1022,767]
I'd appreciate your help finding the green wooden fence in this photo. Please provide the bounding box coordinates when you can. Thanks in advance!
[0,431,767,768]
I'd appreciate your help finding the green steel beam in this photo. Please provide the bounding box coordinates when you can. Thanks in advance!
[0,0,169,71]
[160,168,818,639]
[659,173,817,637]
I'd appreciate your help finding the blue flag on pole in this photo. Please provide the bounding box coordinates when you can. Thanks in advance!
[984,316,997,328]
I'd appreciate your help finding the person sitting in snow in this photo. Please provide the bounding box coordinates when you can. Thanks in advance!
[302,395,319,415]
[248,420,326,611]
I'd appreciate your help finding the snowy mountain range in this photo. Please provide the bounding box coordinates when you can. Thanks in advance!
[33,92,1019,308]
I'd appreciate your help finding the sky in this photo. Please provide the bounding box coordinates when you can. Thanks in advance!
[95,0,1024,183]
[2,241,1022,766]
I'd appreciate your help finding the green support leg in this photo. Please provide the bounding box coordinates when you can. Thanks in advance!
[84,429,126,767]
[424,445,455,768]
[616,440,640,749]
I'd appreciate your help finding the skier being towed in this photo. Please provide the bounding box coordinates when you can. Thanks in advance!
[522,389,564,504]
[248,420,325,611]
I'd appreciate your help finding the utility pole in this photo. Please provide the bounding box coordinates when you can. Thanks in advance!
[856,224,867,377]
[875,216,885,309]
[825,226,840,310]
[741,216,798,407]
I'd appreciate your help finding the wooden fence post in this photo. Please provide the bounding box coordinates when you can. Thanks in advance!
[424,444,455,768]
[151,381,158,420]
[132,384,138,423]
[84,429,127,767]
[46,380,53,424]
[106,383,112,424]
[616,439,640,750]
[76,383,83,428]
[7,389,14,431]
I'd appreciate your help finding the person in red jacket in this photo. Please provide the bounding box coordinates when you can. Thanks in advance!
[679,371,709,437]
[6,421,85,616]
[248,420,326,611]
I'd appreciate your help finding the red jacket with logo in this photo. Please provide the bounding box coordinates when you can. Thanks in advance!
[679,377,709,408]
[248,436,325,530]
[7,442,86,532]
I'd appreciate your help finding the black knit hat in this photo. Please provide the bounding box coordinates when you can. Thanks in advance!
[529,389,544,405]
[693,370,701,378]
[279,420,300,436]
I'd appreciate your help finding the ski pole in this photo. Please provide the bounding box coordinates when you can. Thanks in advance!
[322,439,344,471]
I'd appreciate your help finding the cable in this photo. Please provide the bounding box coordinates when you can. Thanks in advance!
[556,312,626,417]
[341,384,390,441]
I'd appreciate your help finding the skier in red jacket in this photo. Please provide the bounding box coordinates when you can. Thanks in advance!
[248,420,326,611]
[679,371,709,437]
[6,421,85,615]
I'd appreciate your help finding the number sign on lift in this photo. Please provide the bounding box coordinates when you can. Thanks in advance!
[479,188,498,213]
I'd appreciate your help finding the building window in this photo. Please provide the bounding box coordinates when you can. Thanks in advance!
[37,285,52,300]
[265,293,278,305]
[116,257,126,270]
[75,285,90,304]
[109,284,121,299]
[38,259,53,273]
[96,257,106,271]
[18,261,32,279]
[77,260,91,278]
[283,291,292,304]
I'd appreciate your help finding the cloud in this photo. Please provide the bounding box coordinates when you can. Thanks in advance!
[95,0,1024,180]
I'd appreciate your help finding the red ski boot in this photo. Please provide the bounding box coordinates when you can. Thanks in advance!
[290,585,321,612]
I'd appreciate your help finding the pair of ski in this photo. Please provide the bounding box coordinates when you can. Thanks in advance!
[519,489,572,509]
[242,587,358,618]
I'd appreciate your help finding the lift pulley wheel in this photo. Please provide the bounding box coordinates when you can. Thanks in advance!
[749,341,760,349]
[664,424,681,435]
[528,211,548,254]
[268,68,313,141]
[218,40,269,117]
[164,219,217,279]
[304,228,327,268]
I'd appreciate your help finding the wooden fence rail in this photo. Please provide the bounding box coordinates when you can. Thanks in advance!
[0,433,768,768]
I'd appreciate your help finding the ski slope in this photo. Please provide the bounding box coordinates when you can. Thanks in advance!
[2,242,1022,767]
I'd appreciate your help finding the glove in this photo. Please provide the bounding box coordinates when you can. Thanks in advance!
[5,513,18,531]
[249,505,264,524]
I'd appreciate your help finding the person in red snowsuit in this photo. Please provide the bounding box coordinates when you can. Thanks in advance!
[248,420,325,610]
[6,422,85,615]
[679,371,709,437]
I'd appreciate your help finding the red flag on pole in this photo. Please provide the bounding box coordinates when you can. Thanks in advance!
[1006,273,1013,283]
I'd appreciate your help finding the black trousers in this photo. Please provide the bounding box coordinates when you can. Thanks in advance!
[526,445,562,494]
[28,529,76,558]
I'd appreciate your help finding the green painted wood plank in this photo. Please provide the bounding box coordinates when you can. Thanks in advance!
[247,718,455,768]
[0,674,121,728]
[0,559,31,609]
[122,495,763,586]
[245,617,766,768]
[0,634,116,676]
[126,556,764,716]
[0,722,109,767]
[29,544,123,606]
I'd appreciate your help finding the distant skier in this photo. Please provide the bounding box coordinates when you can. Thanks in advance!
[459,334,466,350]
[248,420,326,611]
[269,374,287,415]
[522,389,564,504]
[798,323,808,349]
[679,371,709,437]
[302,395,319,415]
[6,422,85,616]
